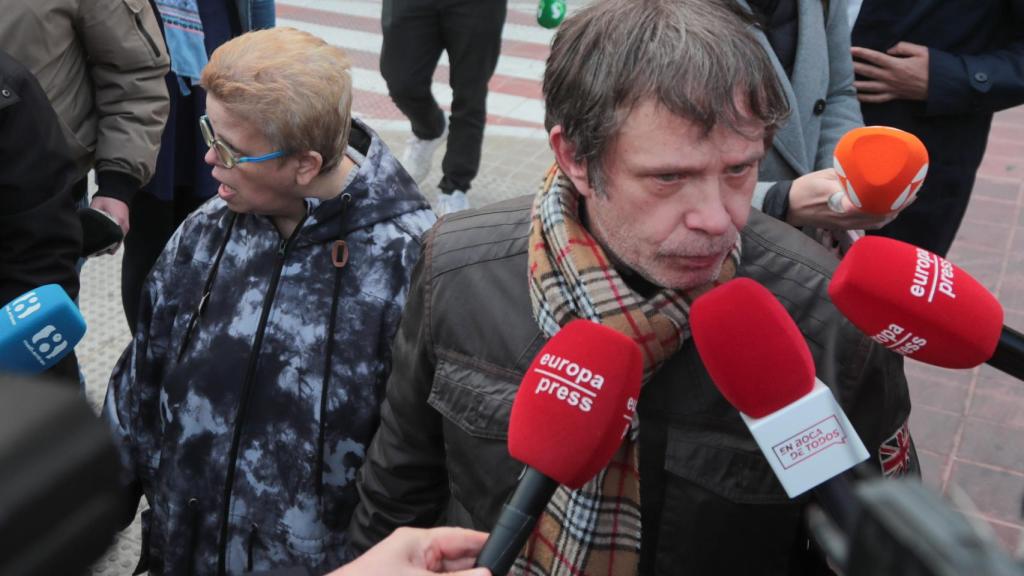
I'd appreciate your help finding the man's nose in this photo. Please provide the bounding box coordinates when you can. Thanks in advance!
[684,180,732,235]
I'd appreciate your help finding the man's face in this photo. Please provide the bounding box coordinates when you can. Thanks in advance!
[566,100,764,290]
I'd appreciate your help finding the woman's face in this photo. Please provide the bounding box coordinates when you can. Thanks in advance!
[203,95,305,221]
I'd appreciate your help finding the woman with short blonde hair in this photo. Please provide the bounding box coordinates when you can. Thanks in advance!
[103,27,435,575]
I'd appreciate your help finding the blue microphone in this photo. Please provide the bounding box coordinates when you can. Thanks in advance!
[0,284,87,373]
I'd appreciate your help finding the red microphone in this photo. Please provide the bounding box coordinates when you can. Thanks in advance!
[691,278,868,535]
[829,236,1024,379]
[833,126,929,214]
[475,319,643,575]
[690,278,815,418]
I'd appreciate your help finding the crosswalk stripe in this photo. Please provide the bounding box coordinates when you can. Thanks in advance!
[348,67,545,126]
[277,0,557,45]
[277,18,547,83]
[277,0,548,133]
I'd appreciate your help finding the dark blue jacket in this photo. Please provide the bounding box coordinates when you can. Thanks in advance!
[853,0,1024,255]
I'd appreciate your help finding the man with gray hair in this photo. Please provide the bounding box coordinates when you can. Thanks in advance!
[349,0,917,573]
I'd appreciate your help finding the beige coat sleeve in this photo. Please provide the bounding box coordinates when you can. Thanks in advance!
[77,0,170,189]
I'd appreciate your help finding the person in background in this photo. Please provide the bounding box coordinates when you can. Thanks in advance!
[380,0,508,216]
[120,0,276,332]
[850,0,1024,256]
[0,0,169,256]
[0,49,82,386]
[102,27,435,574]
[739,0,902,244]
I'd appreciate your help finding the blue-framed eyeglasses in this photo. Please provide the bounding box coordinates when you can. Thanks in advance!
[199,115,285,168]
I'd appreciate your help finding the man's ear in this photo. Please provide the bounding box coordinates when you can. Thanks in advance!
[294,151,325,186]
[549,126,598,199]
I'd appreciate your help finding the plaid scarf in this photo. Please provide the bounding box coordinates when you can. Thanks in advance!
[516,165,740,575]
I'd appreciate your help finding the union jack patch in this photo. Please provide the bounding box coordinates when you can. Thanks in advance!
[879,419,913,478]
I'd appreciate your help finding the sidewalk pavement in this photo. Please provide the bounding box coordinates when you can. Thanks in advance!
[906,105,1024,553]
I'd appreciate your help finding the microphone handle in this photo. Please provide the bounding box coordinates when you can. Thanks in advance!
[811,473,861,538]
[474,467,559,576]
[989,325,1024,381]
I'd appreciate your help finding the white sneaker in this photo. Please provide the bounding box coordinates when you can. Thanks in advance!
[401,122,448,184]
[436,190,470,216]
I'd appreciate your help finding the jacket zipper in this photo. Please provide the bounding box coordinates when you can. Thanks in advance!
[135,15,162,58]
[246,522,259,572]
[186,497,201,576]
[215,219,307,575]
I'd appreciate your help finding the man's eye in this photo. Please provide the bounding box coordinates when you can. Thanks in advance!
[655,173,683,183]
[727,164,753,177]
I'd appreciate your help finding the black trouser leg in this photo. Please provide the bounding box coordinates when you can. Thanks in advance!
[437,0,506,192]
[380,0,447,141]
[121,191,206,332]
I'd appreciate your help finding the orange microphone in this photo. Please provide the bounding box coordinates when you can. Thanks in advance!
[832,126,929,215]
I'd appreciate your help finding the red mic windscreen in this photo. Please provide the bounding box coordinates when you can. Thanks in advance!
[508,319,642,488]
[833,126,929,214]
[830,236,1003,368]
[690,278,816,418]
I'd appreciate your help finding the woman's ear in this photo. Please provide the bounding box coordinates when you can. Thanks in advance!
[294,151,325,186]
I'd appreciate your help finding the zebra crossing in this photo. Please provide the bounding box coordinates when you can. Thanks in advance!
[276,0,555,138]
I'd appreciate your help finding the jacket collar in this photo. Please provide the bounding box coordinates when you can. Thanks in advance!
[298,118,431,245]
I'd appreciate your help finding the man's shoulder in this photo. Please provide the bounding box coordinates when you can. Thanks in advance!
[740,211,840,302]
[426,195,534,278]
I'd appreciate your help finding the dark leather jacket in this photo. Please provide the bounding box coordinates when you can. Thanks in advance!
[349,195,916,574]
[0,49,82,386]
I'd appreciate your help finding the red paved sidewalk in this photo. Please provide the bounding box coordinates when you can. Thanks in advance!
[908,106,1024,552]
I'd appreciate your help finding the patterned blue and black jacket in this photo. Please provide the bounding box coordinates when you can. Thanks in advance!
[103,119,435,575]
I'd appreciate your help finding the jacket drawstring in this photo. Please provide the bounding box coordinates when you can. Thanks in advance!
[186,497,201,576]
[316,193,352,497]
[177,213,238,364]
[246,522,259,572]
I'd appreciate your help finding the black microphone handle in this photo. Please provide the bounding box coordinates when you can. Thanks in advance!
[475,467,560,576]
[811,473,861,538]
[988,325,1024,381]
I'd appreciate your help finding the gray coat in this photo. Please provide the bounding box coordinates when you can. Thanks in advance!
[748,0,864,211]
[103,120,435,575]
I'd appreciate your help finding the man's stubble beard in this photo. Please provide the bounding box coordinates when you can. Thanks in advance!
[586,207,736,292]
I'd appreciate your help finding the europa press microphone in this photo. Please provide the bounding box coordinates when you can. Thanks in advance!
[690,278,869,533]
[0,284,86,374]
[829,236,1024,380]
[474,319,643,576]
[833,126,929,215]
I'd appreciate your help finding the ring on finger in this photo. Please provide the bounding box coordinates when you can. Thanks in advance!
[827,191,847,214]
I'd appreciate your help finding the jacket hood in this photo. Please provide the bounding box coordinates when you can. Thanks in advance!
[299,118,430,245]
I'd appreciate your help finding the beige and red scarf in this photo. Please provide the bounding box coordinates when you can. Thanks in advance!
[517,165,740,575]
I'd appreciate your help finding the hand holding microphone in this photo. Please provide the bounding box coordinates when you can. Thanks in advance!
[474,319,642,576]
[0,284,86,374]
[786,126,928,234]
